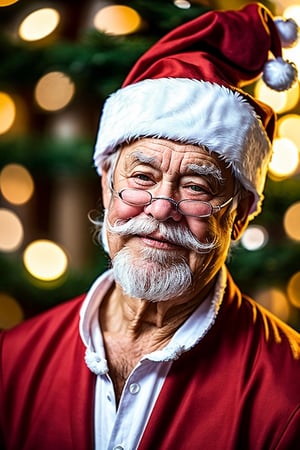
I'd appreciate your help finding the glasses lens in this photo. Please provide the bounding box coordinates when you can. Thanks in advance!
[179,200,212,217]
[120,189,151,206]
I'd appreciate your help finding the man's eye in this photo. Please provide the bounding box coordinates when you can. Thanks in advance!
[130,173,155,186]
[135,174,152,181]
[187,185,210,194]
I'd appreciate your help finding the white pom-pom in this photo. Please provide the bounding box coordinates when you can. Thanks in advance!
[263,57,298,91]
[275,18,299,48]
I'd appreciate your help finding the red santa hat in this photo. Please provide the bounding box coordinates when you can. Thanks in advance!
[94,3,298,217]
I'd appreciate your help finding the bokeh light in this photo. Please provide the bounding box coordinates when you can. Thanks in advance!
[93,5,141,35]
[268,138,299,179]
[284,202,300,241]
[256,288,290,322]
[241,225,268,250]
[34,71,75,111]
[283,5,300,27]
[287,272,300,308]
[174,0,191,9]
[254,78,299,113]
[0,209,24,252]
[0,164,34,205]
[277,114,300,151]
[283,44,300,81]
[0,92,16,134]
[23,240,68,281]
[18,8,60,42]
[0,293,24,330]
[0,0,19,6]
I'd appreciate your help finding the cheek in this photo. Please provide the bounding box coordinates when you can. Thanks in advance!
[185,217,210,241]
[107,198,143,223]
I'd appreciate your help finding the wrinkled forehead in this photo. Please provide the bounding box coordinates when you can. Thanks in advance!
[113,138,236,186]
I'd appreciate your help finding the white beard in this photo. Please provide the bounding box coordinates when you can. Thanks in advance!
[112,246,193,302]
[101,211,219,302]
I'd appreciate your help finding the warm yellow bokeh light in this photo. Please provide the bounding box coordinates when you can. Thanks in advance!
[287,272,300,308]
[284,202,300,241]
[256,288,290,323]
[0,209,23,252]
[283,44,300,81]
[241,225,268,251]
[268,138,299,179]
[0,92,16,134]
[0,164,34,205]
[283,5,300,27]
[94,5,141,35]
[277,114,300,151]
[23,240,68,281]
[0,0,19,6]
[0,293,24,329]
[254,78,297,114]
[35,72,75,112]
[18,8,60,42]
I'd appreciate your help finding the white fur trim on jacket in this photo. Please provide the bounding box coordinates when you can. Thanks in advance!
[94,78,272,216]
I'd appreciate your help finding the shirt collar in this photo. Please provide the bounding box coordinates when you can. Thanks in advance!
[79,267,227,375]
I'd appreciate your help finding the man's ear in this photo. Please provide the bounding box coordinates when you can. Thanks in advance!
[100,167,111,209]
[231,193,253,241]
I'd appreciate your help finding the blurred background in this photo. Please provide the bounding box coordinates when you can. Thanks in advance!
[0,0,300,330]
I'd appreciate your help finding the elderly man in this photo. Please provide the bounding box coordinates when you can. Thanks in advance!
[1,3,300,450]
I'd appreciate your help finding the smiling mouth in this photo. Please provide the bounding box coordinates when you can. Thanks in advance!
[139,234,180,249]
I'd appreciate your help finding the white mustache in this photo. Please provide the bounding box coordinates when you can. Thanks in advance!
[105,214,218,254]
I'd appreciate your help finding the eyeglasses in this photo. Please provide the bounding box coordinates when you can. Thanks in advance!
[111,186,234,218]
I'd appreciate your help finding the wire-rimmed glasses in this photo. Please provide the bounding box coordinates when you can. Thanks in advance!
[111,186,234,218]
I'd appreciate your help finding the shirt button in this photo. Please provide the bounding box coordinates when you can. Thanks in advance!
[113,446,124,450]
[129,382,140,394]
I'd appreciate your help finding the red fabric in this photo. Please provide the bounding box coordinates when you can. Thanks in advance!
[124,4,281,88]
[122,3,279,142]
[0,295,95,450]
[1,273,300,450]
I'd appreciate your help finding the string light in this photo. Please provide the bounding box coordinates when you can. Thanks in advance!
[277,114,300,151]
[18,8,60,42]
[256,288,290,322]
[284,202,300,241]
[254,78,299,113]
[0,209,24,252]
[23,240,68,281]
[283,5,300,26]
[0,293,24,329]
[93,5,141,35]
[241,225,268,251]
[0,92,16,134]
[0,164,34,205]
[0,0,19,6]
[34,72,75,112]
[268,137,299,179]
[174,0,191,9]
[287,272,300,308]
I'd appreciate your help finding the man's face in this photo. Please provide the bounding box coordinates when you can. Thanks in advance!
[102,138,237,301]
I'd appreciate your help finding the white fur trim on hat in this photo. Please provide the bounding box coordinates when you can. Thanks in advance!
[94,78,272,217]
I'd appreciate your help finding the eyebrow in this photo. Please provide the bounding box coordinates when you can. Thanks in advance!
[124,152,224,183]
[186,164,224,183]
[125,151,161,169]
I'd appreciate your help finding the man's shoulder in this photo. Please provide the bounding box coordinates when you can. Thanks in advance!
[0,293,86,352]
[221,274,300,363]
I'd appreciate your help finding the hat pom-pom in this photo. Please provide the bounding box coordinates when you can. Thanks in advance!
[262,57,298,91]
[274,17,299,48]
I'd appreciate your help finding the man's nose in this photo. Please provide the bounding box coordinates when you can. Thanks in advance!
[143,196,182,222]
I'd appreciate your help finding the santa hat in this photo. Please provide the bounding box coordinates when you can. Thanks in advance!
[94,3,298,217]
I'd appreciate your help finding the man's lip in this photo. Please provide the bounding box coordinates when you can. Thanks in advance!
[138,233,179,248]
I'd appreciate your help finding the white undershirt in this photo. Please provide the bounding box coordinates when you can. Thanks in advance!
[79,267,227,450]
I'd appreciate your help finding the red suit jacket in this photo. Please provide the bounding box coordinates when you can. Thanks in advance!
[1,271,300,450]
